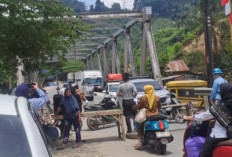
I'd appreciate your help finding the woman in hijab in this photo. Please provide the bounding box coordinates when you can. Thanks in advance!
[132,85,162,150]
[184,83,232,157]
[56,88,82,150]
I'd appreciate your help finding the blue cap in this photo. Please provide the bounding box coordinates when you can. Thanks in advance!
[212,68,223,75]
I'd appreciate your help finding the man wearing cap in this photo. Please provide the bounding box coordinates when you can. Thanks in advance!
[210,68,228,104]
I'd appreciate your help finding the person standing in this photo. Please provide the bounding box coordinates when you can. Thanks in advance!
[56,88,82,150]
[132,85,162,150]
[117,73,137,133]
[53,87,63,114]
[72,85,87,113]
[15,82,48,116]
[210,68,227,104]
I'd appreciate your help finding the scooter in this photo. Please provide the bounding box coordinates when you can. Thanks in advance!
[160,93,186,123]
[135,115,173,155]
[183,121,232,157]
[83,94,119,130]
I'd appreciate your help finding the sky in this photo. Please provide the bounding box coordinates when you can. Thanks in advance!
[80,0,134,10]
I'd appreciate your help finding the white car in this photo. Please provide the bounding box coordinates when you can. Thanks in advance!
[104,82,121,97]
[0,94,57,157]
[129,77,171,105]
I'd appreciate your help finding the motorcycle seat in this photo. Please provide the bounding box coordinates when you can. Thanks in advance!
[146,115,166,121]
[217,139,232,146]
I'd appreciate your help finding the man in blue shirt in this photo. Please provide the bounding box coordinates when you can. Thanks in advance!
[210,68,228,104]
[15,82,48,115]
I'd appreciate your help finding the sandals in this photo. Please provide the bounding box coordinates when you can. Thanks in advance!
[134,144,142,150]
[72,143,81,149]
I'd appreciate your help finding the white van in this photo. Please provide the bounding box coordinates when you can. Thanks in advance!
[75,70,103,101]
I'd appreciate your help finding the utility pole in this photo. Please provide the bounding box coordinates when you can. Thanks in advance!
[203,0,213,87]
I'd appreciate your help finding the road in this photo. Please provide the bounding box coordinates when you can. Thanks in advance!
[45,86,186,157]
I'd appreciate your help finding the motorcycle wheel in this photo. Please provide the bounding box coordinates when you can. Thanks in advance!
[170,108,186,123]
[87,117,99,130]
[155,141,167,155]
[56,120,65,138]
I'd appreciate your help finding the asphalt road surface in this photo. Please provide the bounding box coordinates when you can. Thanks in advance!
[45,86,186,157]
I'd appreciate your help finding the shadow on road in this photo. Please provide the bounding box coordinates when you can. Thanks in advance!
[82,123,117,131]
[82,136,122,144]
[143,145,173,156]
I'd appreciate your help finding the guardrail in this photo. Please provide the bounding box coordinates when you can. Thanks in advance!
[53,109,126,141]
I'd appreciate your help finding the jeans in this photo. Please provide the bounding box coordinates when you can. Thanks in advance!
[122,99,137,132]
[63,116,81,144]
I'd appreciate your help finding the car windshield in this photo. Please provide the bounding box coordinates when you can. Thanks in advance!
[0,115,32,157]
[85,78,102,86]
[109,84,119,92]
[133,81,163,92]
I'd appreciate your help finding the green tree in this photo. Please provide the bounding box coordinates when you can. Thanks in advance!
[58,0,87,13]
[90,5,94,12]
[0,0,90,83]
[95,0,107,12]
[133,0,197,20]
[111,3,121,12]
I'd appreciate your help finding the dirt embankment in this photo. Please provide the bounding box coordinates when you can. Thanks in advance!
[182,33,205,53]
[182,28,220,54]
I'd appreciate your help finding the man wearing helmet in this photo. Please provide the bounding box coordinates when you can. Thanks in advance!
[210,68,228,104]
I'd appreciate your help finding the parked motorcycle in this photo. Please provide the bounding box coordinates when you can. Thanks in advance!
[83,94,119,130]
[135,115,173,154]
[160,93,186,123]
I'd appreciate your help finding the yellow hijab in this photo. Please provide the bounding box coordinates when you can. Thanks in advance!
[144,85,155,109]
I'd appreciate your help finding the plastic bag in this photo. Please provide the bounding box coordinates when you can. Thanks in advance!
[185,136,206,157]
[135,108,146,123]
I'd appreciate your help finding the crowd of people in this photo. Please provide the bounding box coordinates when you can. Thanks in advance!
[12,68,232,155]
[13,81,85,150]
